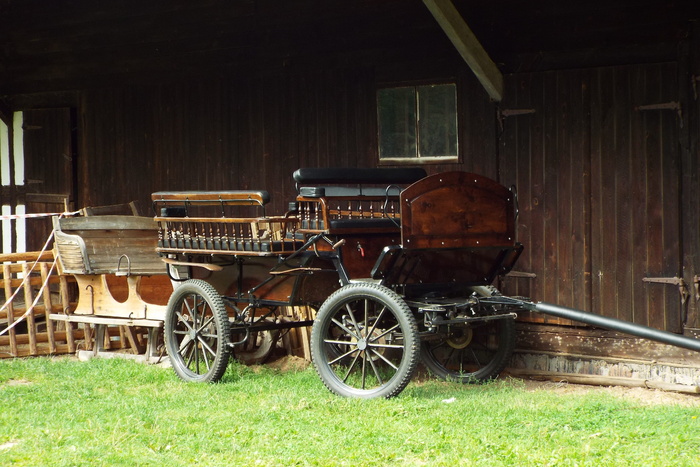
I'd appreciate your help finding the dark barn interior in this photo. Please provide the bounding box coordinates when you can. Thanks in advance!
[2,0,700,383]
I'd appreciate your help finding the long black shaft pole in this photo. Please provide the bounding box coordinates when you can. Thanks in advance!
[527,301,700,353]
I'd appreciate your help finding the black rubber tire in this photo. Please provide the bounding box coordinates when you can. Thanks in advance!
[164,279,231,383]
[311,283,420,399]
[421,287,516,383]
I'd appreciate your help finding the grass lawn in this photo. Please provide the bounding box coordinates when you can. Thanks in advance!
[0,356,699,466]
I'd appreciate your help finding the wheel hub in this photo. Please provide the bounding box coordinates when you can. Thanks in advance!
[447,328,473,349]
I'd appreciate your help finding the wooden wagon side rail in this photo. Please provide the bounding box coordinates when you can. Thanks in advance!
[52,215,171,322]
[152,190,302,256]
[292,167,426,234]
[0,251,81,358]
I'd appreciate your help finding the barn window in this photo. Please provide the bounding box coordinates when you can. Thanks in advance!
[377,83,458,163]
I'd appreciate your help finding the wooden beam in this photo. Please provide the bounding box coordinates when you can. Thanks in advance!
[423,0,503,101]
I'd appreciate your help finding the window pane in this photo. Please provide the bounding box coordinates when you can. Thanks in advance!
[417,84,457,158]
[377,87,416,159]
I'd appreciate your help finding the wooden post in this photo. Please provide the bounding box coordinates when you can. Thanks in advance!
[2,264,18,356]
[40,262,57,353]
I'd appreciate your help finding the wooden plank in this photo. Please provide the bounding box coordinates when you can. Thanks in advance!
[0,251,54,263]
[680,25,700,328]
[57,215,157,231]
[50,313,162,327]
[422,0,503,101]
[21,263,38,355]
[58,274,76,353]
[2,264,18,356]
[40,262,57,353]
[659,63,682,334]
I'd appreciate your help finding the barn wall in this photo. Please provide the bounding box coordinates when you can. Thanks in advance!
[498,62,687,333]
[76,67,497,215]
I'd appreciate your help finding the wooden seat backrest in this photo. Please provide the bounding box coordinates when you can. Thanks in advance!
[53,215,164,275]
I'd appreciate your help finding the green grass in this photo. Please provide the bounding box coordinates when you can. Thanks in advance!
[0,357,699,466]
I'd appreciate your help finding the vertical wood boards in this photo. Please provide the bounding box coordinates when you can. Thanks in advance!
[678,24,700,330]
[18,108,76,251]
[500,63,683,332]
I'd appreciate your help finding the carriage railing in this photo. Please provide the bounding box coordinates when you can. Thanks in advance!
[292,167,425,235]
[296,194,402,234]
[152,190,301,256]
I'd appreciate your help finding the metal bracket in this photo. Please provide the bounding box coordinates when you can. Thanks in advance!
[642,276,689,304]
[497,108,536,132]
[694,275,700,302]
[634,101,683,127]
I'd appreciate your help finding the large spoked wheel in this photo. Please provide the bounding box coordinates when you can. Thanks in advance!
[311,283,420,399]
[165,279,231,383]
[421,287,516,383]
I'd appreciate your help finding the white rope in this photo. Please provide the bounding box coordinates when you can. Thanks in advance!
[0,211,74,337]
[0,210,80,220]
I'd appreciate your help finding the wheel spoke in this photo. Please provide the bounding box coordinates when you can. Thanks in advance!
[367,347,399,371]
[365,305,387,340]
[366,350,384,385]
[344,303,363,338]
[328,346,359,365]
[197,335,219,360]
[367,342,403,350]
[369,322,399,343]
[341,350,362,383]
[360,348,368,389]
[330,317,361,341]
[195,315,215,334]
[175,311,195,333]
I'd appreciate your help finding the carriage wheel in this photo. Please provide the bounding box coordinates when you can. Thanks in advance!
[311,283,420,399]
[232,318,279,365]
[165,279,231,383]
[421,288,515,383]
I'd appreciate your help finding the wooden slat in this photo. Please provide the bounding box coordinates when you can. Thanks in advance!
[22,263,38,355]
[2,264,18,356]
[40,262,57,353]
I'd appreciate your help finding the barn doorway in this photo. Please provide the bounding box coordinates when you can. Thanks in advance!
[0,108,77,254]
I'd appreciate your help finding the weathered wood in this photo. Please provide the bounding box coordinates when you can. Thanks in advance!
[53,215,171,321]
[0,251,54,263]
[49,313,162,327]
[516,323,700,364]
[506,368,700,394]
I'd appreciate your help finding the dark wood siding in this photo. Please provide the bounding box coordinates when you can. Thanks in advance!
[499,63,683,332]
[22,108,76,251]
[76,68,497,215]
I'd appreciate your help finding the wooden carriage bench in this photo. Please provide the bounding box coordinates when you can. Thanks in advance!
[50,215,171,357]
[152,190,302,257]
[292,167,427,234]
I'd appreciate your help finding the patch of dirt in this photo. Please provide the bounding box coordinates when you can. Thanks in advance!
[518,378,700,407]
[4,378,32,387]
[265,355,310,372]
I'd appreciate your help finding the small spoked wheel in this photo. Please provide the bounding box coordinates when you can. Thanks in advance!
[232,318,279,365]
[164,279,231,383]
[421,288,516,383]
[311,283,419,399]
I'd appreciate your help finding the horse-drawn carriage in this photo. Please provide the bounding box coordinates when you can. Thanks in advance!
[148,168,524,398]
[53,167,700,398]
